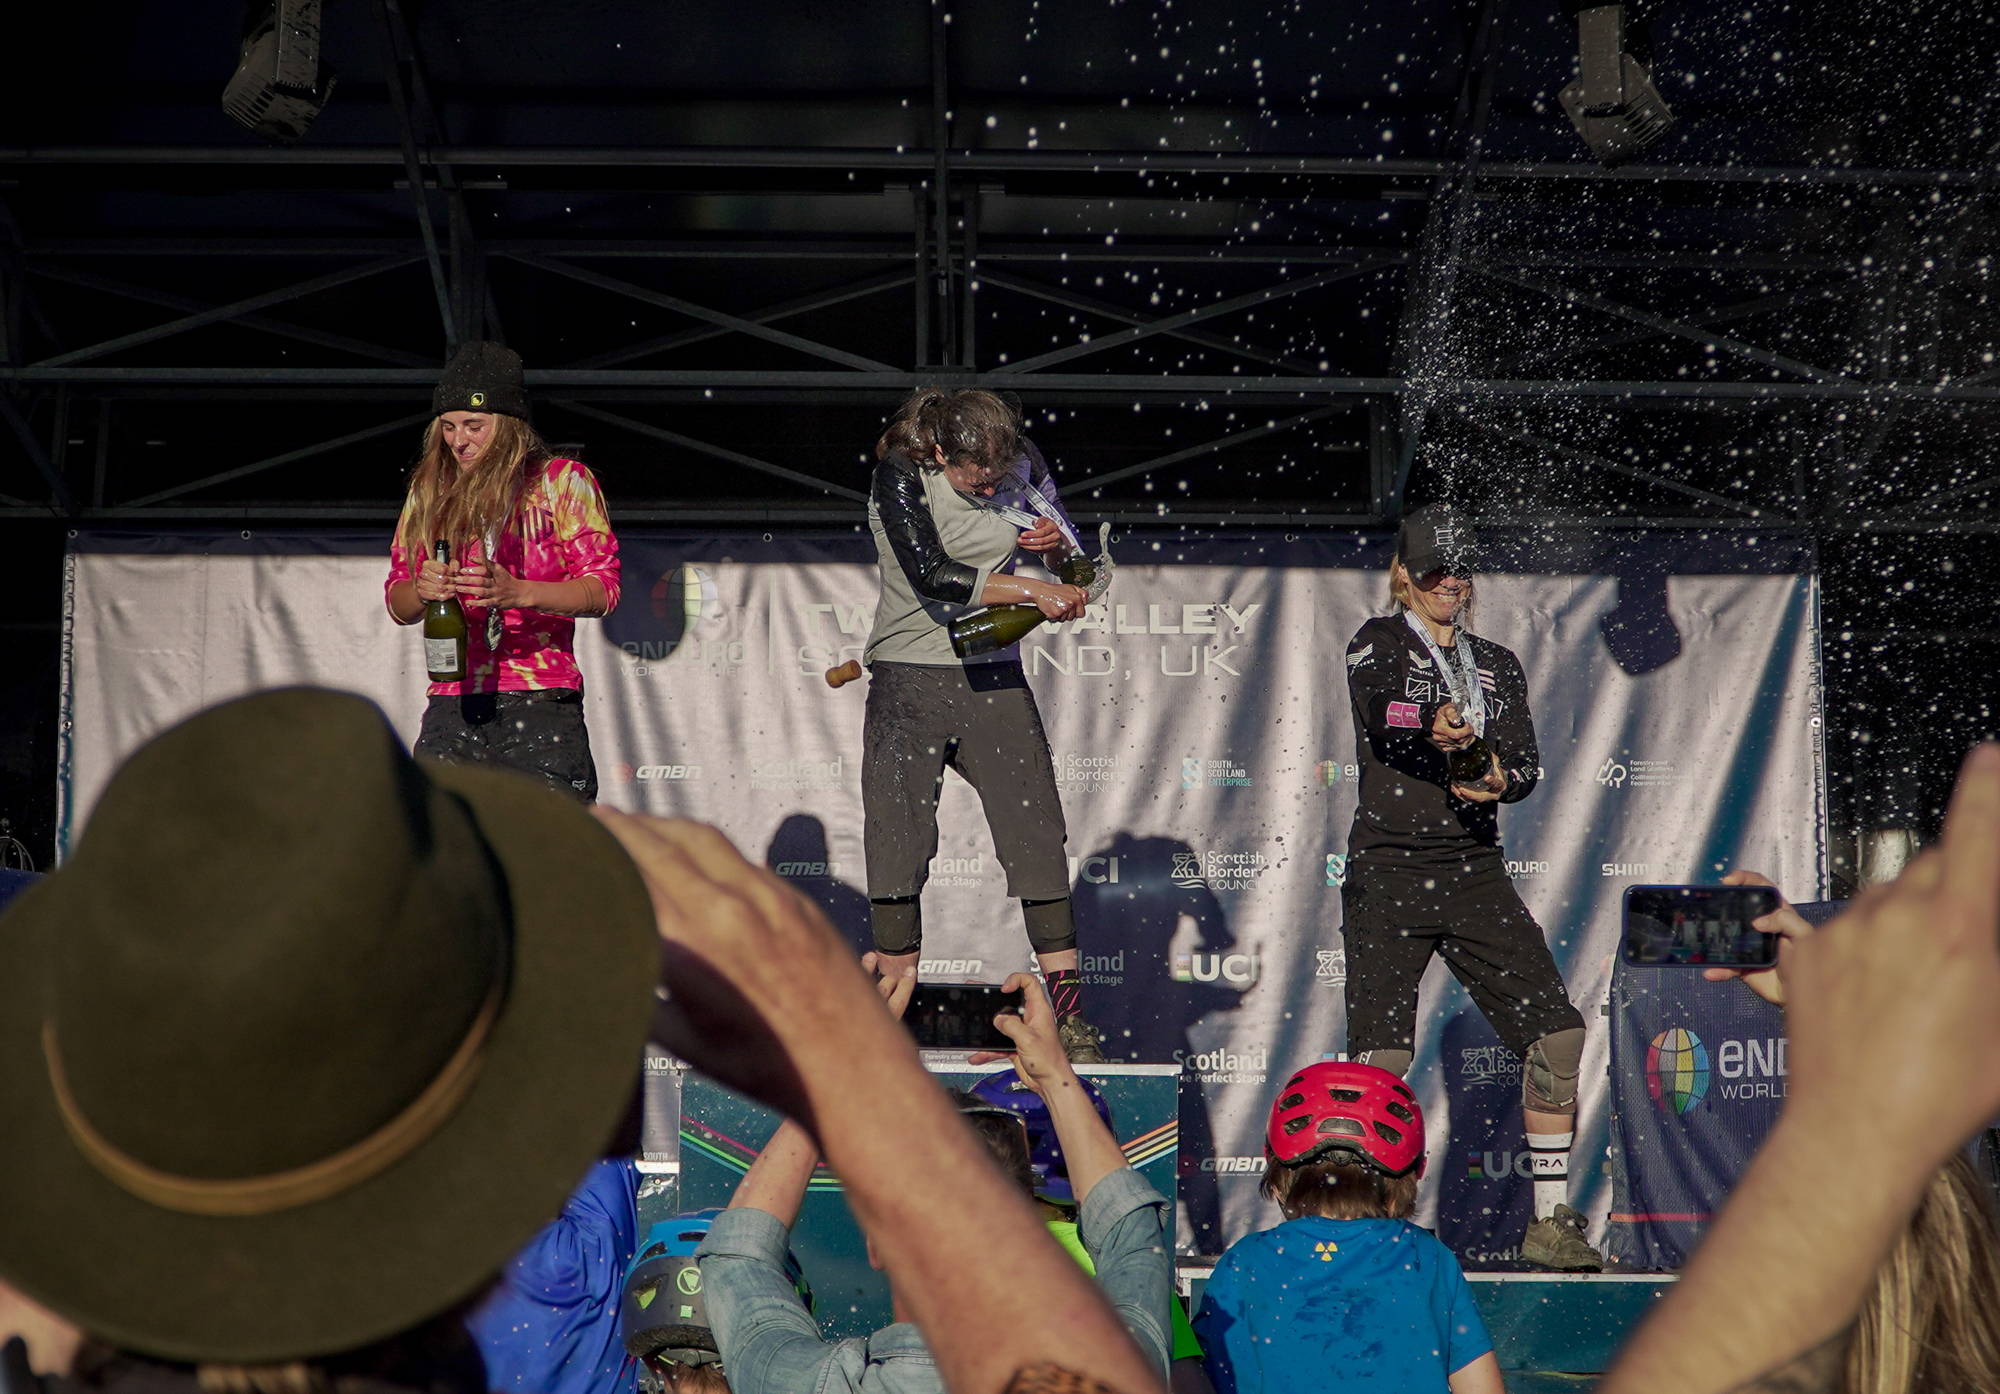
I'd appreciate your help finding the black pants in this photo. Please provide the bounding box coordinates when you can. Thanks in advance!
[1343,863,1582,1057]
[415,689,598,804]
[861,661,1069,902]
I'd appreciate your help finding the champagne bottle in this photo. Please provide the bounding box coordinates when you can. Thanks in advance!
[423,540,468,682]
[1447,734,1497,788]
[948,602,1047,660]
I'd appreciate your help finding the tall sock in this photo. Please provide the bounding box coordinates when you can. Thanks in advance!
[1044,967,1083,1023]
[1526,1130,1573,1220]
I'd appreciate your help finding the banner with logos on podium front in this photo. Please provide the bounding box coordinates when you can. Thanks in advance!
[62,526,1825,1265]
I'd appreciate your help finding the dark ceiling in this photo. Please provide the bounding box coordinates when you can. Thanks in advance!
[0,0,1996,868]
[4,0,1996,531]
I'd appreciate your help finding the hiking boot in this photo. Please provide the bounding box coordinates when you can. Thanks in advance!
[1058,1016,1107,1064]
[1522,1204,1603,1272]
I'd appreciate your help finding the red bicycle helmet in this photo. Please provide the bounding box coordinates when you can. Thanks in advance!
[1267,1061,1426,1178]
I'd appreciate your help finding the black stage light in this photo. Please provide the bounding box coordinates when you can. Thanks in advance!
[1558,3,1676,165]
[222,0,336,141]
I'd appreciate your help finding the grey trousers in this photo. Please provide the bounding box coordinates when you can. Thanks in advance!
[861,660,1071,902]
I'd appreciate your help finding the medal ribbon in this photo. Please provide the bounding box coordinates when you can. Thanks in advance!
[1403,608,1485,736]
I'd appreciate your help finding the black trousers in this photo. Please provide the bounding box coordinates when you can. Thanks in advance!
[1342,862,1583,1057]
[415,688,598,804]
[861,661,1070,901]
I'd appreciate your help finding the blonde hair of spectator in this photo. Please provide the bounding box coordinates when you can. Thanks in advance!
[1844,1153,2000,1394]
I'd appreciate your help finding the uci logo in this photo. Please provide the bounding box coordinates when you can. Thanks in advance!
[1069,855,1122,884]
[1172,952,1260,985]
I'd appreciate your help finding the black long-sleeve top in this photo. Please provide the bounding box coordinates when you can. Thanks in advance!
[1341,613,1541,925]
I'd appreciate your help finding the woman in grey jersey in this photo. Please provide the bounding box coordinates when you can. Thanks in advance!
[860,387,1103,1062]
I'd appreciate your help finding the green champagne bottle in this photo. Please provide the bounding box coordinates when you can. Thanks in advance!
[948,602,1047,659]
[947,551,1098,659]
[1447,734,1497,788]
[423,540,468,682]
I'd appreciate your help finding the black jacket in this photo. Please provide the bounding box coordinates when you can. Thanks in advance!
[870,452,979,604]
[1343,612,1540,866]
[869,445,1067,605]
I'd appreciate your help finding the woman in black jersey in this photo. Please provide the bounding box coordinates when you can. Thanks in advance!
[1340,505,1600,1271]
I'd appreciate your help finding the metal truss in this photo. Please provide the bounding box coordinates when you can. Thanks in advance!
[4,15,1999,531]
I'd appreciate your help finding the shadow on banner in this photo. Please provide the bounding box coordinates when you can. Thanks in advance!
[1435,1009,1540,1270]
[1070,830,1248,1255]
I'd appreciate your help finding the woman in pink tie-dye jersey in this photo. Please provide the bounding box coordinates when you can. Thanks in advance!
[384,341,621,801]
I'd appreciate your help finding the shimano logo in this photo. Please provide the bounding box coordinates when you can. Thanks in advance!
[1602,862,1668,878]
[635,764,701,780]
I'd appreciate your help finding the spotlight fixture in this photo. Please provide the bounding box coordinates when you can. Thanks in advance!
[222,0,336,141]
[1558,3,1676,166]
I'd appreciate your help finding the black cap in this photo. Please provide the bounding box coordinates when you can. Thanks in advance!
[1397,504,1478,578]
[433,340,529,420]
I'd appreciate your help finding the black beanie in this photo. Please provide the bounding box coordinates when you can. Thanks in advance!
[433,340,530,419]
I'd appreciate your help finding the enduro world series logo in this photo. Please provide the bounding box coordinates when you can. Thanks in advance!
[1647,1025,1790,1114]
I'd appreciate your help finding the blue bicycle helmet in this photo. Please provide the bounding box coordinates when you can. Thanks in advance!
[969,1068,1114,1205]
[621,1209,813,1379]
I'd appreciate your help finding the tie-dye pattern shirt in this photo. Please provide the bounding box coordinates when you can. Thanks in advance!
[387,456,622,696]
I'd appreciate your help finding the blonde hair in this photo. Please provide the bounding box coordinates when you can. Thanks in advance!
[396,414,553,564]
[1844,1153,2000,1394]
[1387,558,1475,629]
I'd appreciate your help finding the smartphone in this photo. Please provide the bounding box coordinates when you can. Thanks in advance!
[1623,884,1783,967]
[904,982,1022,1051]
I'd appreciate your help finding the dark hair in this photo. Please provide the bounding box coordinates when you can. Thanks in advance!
[948,1089,1035,1197]
[1259,1145,1419,1221]
[875,388,1022,474]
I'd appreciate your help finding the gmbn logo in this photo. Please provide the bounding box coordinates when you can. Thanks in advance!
[1195,1156,1268,1175]
[773,860,844,877]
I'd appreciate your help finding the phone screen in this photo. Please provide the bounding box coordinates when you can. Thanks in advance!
[1623,884,1783,967]
[904,983,1022,1051]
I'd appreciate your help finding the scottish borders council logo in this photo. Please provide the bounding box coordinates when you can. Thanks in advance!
[1646,1027,1711,1115]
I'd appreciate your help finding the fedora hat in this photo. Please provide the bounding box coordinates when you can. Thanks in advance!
[0,688,658,1364]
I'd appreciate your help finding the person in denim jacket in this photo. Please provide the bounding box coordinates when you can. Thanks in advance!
[695,970,1171,1394]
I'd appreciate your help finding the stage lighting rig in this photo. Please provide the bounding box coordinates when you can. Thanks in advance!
[222,0,336,141]
[1557,3,1676,165]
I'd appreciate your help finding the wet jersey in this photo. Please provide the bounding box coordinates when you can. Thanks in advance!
[1341,614,1540,927]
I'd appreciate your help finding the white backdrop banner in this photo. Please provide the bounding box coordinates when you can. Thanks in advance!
[63,527,1826,1264]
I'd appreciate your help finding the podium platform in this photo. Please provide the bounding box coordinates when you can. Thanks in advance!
[639,1056,1182,1338]
[642,1055,1669,1386]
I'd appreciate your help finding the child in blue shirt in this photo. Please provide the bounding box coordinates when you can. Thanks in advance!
[1194,1062,1503,1394]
